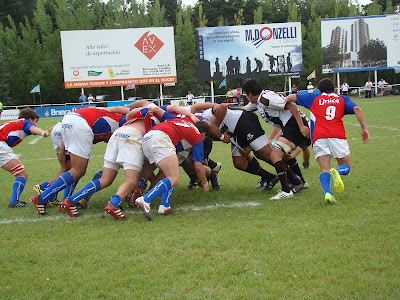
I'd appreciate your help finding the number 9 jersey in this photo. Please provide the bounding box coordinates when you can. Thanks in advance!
[295,93,356,144]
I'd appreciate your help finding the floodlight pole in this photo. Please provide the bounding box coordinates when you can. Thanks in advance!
[159,84,164,106]
[120,86,124,100]
[210,81,214,103]
[374,70,378,96]
[336,73,340,94]
[288,76,292,94]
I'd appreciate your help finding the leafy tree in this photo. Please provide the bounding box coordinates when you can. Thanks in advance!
[149,0,178,26]
[253,6,263,24]
[358,38,387,63]
[0,50,12,104]
[0,0,37,29]
[322,44,341,67]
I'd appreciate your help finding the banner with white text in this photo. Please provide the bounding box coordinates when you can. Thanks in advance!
[61,27,177,89]
[195,23,302,81]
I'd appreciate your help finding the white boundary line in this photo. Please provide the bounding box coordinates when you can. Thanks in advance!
[0,201,261,224]
[29,136,43,145]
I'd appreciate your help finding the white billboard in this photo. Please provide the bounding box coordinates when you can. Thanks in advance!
[60,27,177,89]
[196,23,303,81]
[321,14,400,73]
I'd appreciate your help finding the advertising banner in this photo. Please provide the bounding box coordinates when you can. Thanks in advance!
[61,27,177,89]
[196,23,303,81]
[35,105,94,118]
[321,14,400,73]
[0,109,20,120]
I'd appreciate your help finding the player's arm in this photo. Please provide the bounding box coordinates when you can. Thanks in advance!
[166,105,199,123]
[101,106,131,114]
[285,94,297,103]
[268,126,282,144]
[213,104,230,143]
[191,140,209,193]
[353,105,370,144]
[285,102,310,137]
[28,124,51,137]
[190,102,217,113]
[125,100,150,109]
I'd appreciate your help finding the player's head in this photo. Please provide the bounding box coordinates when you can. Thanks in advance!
[19,107,40,121]
[318,78,335,93]
[194,120,210,136]
[243,79,262,98]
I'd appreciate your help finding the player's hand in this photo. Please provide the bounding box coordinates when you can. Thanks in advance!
[300,125,310,138]
[42,127,51,137]
[239,147,251,156]
[202,183,210,193]
[361,129,370,144]
[221,130,231,143]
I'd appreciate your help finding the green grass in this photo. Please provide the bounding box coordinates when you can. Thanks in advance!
[1,96,399,299]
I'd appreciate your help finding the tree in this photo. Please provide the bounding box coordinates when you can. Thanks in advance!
[149,0,178,26]
[358,39,387,64]
[322,44,341,67]
[0,50,12,104]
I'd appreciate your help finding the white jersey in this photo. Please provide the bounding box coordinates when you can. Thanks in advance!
[201,108,243,133]
[244,90,294,128]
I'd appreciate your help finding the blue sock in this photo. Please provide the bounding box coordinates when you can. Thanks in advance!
[138,178,147,190]
[92,171,103,181]
[70,179,101,205]
[161,187,174,207]
[62,180,78,201]
[337,164,350,176]
[110,194,122,207]
[10,177,26,203]
[40,172,74,203]
[319,172,332,195]
[39,182,50,191]
[83,171,103,202]
[143,178,172,204]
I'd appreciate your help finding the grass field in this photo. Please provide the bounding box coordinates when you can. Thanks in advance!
[1,96,399,299]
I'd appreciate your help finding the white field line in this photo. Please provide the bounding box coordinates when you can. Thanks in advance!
[0,201,261,224]
[29,136,43,144]
[348,134,400,140]
[344,122,399,131]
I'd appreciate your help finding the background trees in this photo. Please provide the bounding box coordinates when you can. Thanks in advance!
[0,0,398,105]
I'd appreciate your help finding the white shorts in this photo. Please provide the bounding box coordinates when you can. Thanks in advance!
[0,141,17,167]
[61,114,94,159]
[51,122,63,154]
[231,135,269,157]
[103,126,144,171]
[313,138,350,159]
[142,130,176,165]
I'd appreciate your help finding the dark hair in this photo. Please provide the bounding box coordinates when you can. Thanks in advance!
[242,79,262,96]
[194,120,210,135]
[19,107,40,120]
[317,78,335,93]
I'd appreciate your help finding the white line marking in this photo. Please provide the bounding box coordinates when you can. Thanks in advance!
[29,136,42,144]
[0,201,261,224]
[344,122,399,131]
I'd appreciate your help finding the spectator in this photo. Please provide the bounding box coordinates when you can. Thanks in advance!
[307,82,314,94]
[291,85,298,94]
[365,79,373,98]
[236,88,241,104]
[187,91,194,106]
[378,78,390,96]
[0,100,3,119]
[341,81,349,96]
[87,94,94,103]
[79,93,87,103]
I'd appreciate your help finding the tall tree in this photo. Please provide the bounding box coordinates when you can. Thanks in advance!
[0,50,12,104]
